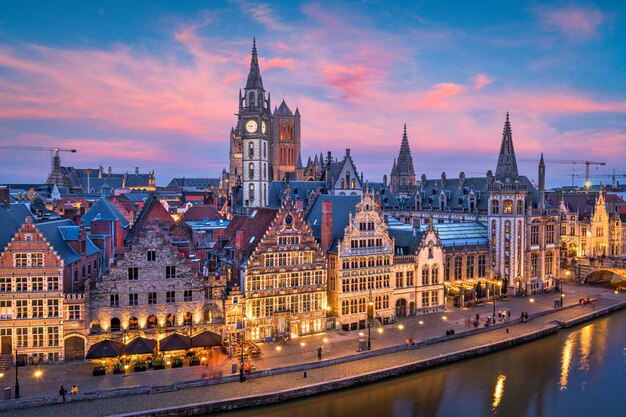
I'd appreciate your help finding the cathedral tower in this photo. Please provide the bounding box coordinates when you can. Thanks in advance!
[389,123,416,195]
[271,100,301,181]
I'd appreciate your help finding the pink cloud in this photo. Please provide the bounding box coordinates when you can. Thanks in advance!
[261,57,295,70]
[537,6,605,38]
[473,74,493,90]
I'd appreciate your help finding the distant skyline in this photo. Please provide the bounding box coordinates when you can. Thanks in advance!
[1,1,625,188]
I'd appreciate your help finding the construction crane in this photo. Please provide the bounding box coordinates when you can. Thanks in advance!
[0,146,77,187]
[520,158,606,190]
[575,170,626,188]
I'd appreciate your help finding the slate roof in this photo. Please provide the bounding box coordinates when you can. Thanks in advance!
[81,177,123,193]
[268,181,326,208]
[0,203,33,250]
[388,228,423,255]
[305,195,361,247]
[274,100,293,116]
[413,176,489,212]
[124,174,152,188]
[224,208,278,260]
[167,178,221,189]
[82,198,131,228]
[36,219,100,265]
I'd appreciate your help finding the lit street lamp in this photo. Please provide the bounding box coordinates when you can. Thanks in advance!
[367,289,374,350]
[239,316,247,383]
[492,281,502,324]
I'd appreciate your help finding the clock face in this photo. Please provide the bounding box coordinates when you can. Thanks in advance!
[246,120,258,133]
[261,120,267,134]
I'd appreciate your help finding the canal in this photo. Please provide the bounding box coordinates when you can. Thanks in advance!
[215,308,626,417]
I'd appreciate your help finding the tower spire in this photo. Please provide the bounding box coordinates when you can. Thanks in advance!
[495,112,519,181]
[246,38,264,89]
[538,152,546,210]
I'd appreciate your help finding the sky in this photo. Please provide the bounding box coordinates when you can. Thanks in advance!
[0,0,625,188]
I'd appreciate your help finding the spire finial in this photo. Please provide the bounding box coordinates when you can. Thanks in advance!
[252,37,257,55]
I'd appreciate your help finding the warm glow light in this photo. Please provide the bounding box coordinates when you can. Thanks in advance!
[0,373,4,378]
[124,365,129,370]
[276,346,282,351]
[34,370,43,378]
[418,320,424,325]
[560,334,574,390]
[492,374,506,410]
[323,338,328,343]
[300,342,306,347]
[566,271,571,276]
[442,316,448,321]
[398,324,404,330]
[377,328,383,334]
[358,332,364,337]
[201,357,207,362]
[529,298,535,303]
[166,361,171,365]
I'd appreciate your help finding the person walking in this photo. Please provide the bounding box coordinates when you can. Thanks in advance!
[71,385,78,395]
[59,385,67,402]
[317,346,323,360]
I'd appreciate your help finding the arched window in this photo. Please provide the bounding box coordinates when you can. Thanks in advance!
[503,200,513,214]
[147,315,158,329]
[110,317,121,333]
[249,184,255,201]
[517,200,524,214]
[444,256,451,281]
[440,193,446,211]
[183,312,192,326]
[422,265,430,286]
[248,142,254,158]
[454,256,463,280]
[166,313,175,327]
[204,309,213,324]
[248,163,254,180]
[469,194,476,212]
[249,91,255,106]
[128,317,138,330]
[491,200,499,214]
[531,253,539,277]
[432,265,439,283]
[263,142,267,157]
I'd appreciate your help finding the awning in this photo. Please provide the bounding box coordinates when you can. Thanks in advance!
[159,332,191,351]
[191,330,222,348]
[122,336,157,355]
[86,339,124,359]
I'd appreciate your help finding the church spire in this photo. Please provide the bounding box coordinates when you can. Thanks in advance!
[246,38,264,90]
[396,123,415,176]
[495,112,519,181]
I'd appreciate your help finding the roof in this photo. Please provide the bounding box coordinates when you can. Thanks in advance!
[167,178,221,189]
[433,222,488,247]
[268,181,326,208]
[388,228,423,255]
[274,100,293,116]
[305,194,361,244]
[36,219,100,264]
[0,203,33,250]
[224,208,278,260]
[82,198,130,228]
[182,205,223,222]
[124,173,152,188]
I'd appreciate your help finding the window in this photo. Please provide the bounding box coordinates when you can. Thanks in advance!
[184,290,192,302]
[128,267,139,280]
[0,277,10,292]
[47,326,59,347]
[421,265,430,286]
[491,200,499,214]
[444,257,451,281]
[16,277,27,292]
[395,272,404,288]
[147,250,156,262]
[478,255,486,278]
[31,253,43,267]
[68,305,80,320]
[422,291,430,307]
[129,293,138,306]
[466,256,474,279]
[32,299,44,318]
[454,256,463,280]
[406,270,414,286]
[530,226,539,245]
[503,200,513,214]
[546,252,553,275]
[47,299,59,317]
[32,327,44,347]
[248,142,254,158]
[546,224,555,244]
[15,253,28,267]
[32,277,44,291]
[248,162,254,180]
[0,300,12,319]
[148,292,157,305]
[531,253,539,276]
[249,183,255,201]
[432,265,439,284]
[110,294,119,307]
[517,200,524,214]
[16,327,28,348]
[166,266,176,278]
[166,291,176,303]
[16,300,28,318]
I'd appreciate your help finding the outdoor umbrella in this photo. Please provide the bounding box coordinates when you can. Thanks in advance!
[191,330,223,348]
[86,339,124,359]
[159,332,191,352]
[122,336,157,355]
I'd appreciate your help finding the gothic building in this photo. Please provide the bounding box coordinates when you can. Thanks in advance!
[229,40,301,207]
[389,124,417,197]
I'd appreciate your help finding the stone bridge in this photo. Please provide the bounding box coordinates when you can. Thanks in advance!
[576,264,626,288]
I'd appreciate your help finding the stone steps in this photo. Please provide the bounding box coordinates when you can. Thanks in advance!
[0,354,12,371]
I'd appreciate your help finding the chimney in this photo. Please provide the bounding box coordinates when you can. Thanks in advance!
[326,151,332,165]
[321,201,333,251]
[345,148,351,158]
[0,187,9,208]
[235,230,244,249]
[135,166,139,174]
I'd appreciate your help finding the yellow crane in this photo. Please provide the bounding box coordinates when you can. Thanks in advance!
[520,158,605,190]
[0,146,77,186]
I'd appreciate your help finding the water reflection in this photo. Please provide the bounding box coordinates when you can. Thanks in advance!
[492,374,506,410]
[214,309,626,417]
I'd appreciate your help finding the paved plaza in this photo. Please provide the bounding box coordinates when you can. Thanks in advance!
[2,283,623,417]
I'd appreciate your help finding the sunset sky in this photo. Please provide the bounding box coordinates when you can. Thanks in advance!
[1,1,625,188]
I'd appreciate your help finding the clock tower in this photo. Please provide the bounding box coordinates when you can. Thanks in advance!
[238,39,272,207]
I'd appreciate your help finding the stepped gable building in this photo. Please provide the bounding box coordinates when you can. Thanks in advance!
[214,193,327,342]
[389,124,417,197]
[88,194,221,343]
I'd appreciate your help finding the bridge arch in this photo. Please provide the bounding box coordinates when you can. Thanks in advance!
[582,268,626,287]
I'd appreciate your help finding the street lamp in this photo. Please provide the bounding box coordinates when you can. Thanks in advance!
[14,349,19,399]
[367,300,374,351]
[239,316,247,383]
[492,281,502,324]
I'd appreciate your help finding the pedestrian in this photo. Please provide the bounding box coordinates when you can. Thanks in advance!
[71,384,78,395]
[317,346,323,360]
[506,328,509,334]
[59,385,67,402]
[507,310,511,320]
[476,313,480,321]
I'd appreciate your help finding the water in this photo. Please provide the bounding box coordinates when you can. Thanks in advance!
[214,308,626,417]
